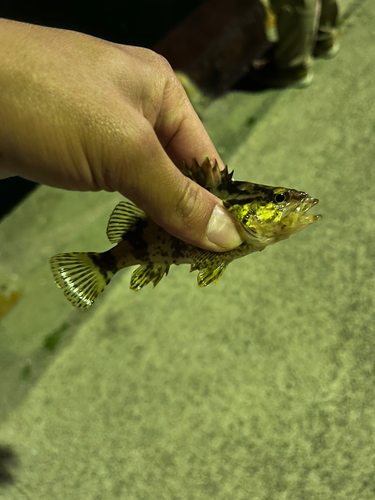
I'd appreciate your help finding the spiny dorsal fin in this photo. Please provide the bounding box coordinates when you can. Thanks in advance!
[106,201,147,244]
[181,157,234,189]
[130,263,169,291]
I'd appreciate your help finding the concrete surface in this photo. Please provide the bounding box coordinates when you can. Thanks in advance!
[0,0,374,498]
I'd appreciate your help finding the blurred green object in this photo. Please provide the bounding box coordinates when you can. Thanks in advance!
[43,323,70,352]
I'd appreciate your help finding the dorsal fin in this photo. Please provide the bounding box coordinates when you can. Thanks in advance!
[106,201,147,244]
[181,157,234,189]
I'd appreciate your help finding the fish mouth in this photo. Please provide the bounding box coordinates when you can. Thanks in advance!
[234,195,321,245]
[281,197,321,229]
[304,196,320,211]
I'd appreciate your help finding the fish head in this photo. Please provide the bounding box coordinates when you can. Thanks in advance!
[224,184,321,248]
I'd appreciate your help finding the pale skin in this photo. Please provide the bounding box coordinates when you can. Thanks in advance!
[0,18,243,252]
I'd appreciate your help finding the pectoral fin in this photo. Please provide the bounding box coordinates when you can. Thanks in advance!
[130,264,169,291]
[189,249,228,287]
[196,262,228,287]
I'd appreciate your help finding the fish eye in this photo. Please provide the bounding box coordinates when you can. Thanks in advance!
[274,192,289,204]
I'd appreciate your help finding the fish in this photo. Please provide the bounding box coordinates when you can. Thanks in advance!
[50,158,321,309]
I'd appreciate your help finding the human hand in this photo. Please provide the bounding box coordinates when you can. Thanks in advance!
[0,18,242,251]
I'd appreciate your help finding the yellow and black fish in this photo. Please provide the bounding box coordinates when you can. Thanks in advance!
[50,158,321,309]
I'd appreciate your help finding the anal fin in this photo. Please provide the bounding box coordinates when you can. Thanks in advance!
[130,264,169,291]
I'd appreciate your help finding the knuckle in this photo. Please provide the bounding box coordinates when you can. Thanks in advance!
[174,177,203,231]
[152,52,174,74]
[134,48,173,75]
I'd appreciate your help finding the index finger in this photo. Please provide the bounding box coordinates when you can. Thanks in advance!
[153,70,225,171]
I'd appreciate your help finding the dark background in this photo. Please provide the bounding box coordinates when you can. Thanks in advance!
[0,1,205,219]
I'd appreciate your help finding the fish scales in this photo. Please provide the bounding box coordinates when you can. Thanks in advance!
[50,158,321,309]
[107,219,194,268]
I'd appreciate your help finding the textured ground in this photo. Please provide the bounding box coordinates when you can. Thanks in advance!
[1,0,374,498]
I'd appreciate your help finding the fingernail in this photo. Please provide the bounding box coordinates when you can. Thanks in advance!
[206,205,243,249]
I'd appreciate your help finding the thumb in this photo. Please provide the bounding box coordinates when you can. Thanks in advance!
[149,165,244,252]
[112,124,243,252]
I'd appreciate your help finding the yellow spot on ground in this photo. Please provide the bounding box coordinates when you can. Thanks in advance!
[0,291,22,319]
[0,271,22,320]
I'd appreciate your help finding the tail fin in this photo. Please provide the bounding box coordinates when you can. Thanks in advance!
[50,252,114,309]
